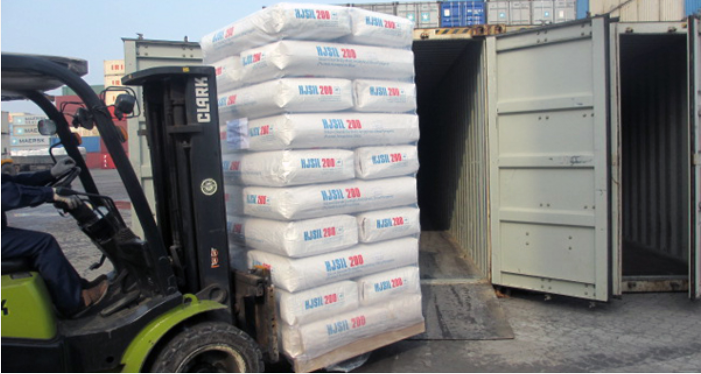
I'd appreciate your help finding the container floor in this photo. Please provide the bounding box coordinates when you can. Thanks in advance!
[419,231,484,281]
[623,243,688,277]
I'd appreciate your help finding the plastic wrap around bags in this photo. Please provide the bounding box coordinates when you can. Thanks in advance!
[247,237,419,292]
[239,41,415,85]
[354,79,417,113]
[218,78,353,119]
[229,243,248,271]
[201,3,353,62]
[281,294,423,360]
[356,266,421,306]
[243,177,417,221]
[224,184,245,215]
[356,206,421,243]
[224,149,355,187]
[227,215,247,245]
[354,145,419,180]
[246,113,420,151]
[276,281,359,326]
[341,8,415,49]
[244,215,358,258]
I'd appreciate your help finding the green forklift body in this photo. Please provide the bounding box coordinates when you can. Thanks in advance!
[1,273,57,340]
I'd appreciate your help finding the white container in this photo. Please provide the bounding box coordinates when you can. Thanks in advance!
[245,113,420,151]
[243,177,417,221]
[104,60,125,76]
[247,236,419,292]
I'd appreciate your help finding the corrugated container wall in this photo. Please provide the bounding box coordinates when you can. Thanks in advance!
[619,33,690,265]
[414,40,491,275]
[589,0,685,21]
[397,2,441,28]
[687,0,701,15]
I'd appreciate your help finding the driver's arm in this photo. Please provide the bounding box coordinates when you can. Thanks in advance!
[8,169,55,187]
[1,176,55,212]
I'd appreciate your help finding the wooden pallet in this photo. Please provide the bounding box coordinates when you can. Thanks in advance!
[292,322,426,373]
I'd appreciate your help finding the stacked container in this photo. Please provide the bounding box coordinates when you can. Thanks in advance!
[441,1,487,27]
[201,3,424,364]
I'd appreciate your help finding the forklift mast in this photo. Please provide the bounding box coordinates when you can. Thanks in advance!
[122,67,232,309]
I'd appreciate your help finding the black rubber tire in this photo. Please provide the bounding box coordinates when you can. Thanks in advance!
[150,322,264,373]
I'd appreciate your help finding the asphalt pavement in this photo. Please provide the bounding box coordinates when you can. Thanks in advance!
[5,169,700,373]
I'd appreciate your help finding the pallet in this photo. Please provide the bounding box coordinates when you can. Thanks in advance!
[292,322,426,373]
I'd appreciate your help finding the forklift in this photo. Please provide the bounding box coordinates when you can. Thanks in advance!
[1,53,278,372]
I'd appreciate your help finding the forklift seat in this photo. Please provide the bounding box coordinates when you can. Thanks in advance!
[1,258,32,275]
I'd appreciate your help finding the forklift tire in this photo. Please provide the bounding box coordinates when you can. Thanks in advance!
[150,322,264,373]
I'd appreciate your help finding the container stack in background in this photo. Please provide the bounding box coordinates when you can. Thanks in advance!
[344,1,578,27]
[201,3,424,364]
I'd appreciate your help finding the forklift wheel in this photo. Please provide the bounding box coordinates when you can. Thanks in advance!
[150,322,264,373]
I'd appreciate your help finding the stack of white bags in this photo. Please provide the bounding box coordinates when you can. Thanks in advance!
[202,3,423,362]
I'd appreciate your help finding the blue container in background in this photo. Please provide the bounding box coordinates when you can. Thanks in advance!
[576,0,589,19]
[441,1,485,27]
[687,0,701,15]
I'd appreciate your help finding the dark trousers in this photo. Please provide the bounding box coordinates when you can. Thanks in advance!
[2,227,82,315]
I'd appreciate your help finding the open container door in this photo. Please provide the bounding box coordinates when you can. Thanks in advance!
[691,17,701,301]
[487,18,611,302]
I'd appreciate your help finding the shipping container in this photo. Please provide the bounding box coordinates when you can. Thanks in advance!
[1,111,9,134]
[123,37,203,237]
[11,125,42,136]
[104,74,123,89]
[441,1,486,27]
[532,0,555,24]
[487,1,511,24]
[104,59,126,76]
[577,0,589,18]
[509,1,533,25]
[688,0,701,15]
[413,18,700,301]
[589,0,685,21]
[397,1,441,28]
[346,2,398,16]
[554,0,577,22]
[80,136,101,153]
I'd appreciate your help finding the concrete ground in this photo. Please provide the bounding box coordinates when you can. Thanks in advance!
[6,169,700,373]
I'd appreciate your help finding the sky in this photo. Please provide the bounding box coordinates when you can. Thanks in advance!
[1,0,383,114]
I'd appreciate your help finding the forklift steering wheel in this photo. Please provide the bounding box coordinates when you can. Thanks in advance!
[48,166,81,188]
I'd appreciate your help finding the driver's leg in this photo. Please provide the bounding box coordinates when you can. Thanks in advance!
[2,227,83,315]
